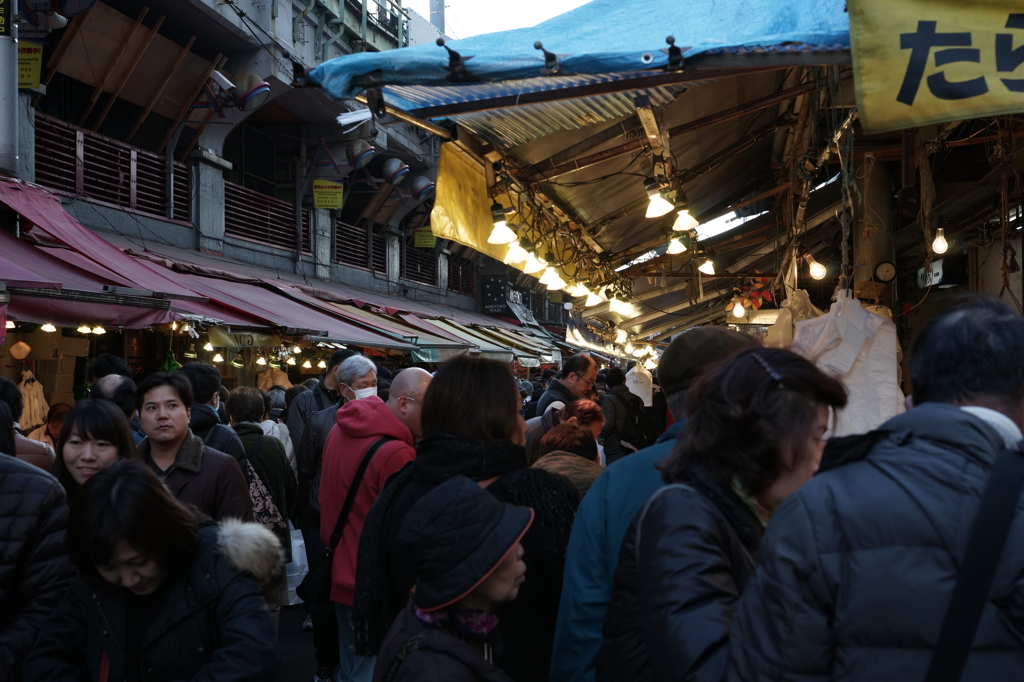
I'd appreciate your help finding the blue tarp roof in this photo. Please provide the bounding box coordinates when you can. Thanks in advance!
[309,0,850,105]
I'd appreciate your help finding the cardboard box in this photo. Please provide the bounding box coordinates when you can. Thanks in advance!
[36,358,78,375]
[47,393,76,407]
[60,337,90,357]
[21,331,62,360]
[38,374,74,395]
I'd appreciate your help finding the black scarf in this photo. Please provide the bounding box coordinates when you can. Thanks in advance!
[353,434,527,656]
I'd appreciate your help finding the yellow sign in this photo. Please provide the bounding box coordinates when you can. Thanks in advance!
[207,326,282,349]
[312,179,344,209]
[18,40,43,89]
[414,226,436,248]
[851,0,1024,134]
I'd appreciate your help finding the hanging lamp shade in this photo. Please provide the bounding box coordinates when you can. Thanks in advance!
[644,178,673,218]
[347,140,376,169]
[383,158,411,185]
[410,176,436,200]
[672,209,699,231]
[233,72,272,111]
[503,241,529,265]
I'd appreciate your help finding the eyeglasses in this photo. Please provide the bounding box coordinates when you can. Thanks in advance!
[573,374,596,388]
[397,396,421,404]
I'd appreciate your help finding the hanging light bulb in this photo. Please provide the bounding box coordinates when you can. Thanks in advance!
[585,290,603,307]
[644,178,673,218]
[666,237,687,255]
[317,359,327,369]
[803,253,827,280]
[644,358,658,370]
[672,209,699,231]
[523,253,546,275]
[617,299,636,317]
[41,323,56,332]
[5,320,14,329]
[91,326,106,335]
[503,241,529,265]
[77,325,93,334]
[256,355,267,366]
[203,341,214,352]
[540,267,567,291]
[733,301,747,319]
[302,359,312,369]
[487,202,517,244]
[184,344,198,359]
[624,342,635,354]
[181,324,190,333]
[698,257,716,275]
[231,354,244,368]
[212,353,224,363]
[286,355,297,366]
[932,228,948,254]
[632,345,647,358]
[615,329,628,344]
[171,321,178,331]
[607,297,622,314]
[569,282,590,298]
[293,345,302,354]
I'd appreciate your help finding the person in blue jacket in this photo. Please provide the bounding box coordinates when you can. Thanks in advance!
[551,327,757,682]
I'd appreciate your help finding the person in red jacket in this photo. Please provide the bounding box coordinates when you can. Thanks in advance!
[320,359,432,682]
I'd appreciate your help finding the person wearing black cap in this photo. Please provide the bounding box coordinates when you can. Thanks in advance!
[551,328,758,682]
[374,476,532,682]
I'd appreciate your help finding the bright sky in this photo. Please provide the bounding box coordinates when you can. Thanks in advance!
[403,0,592,39]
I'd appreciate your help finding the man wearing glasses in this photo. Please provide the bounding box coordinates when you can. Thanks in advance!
[535,354,598,416]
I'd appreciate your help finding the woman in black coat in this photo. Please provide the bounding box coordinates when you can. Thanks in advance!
[24,459,281,682]
[597,348,847,682]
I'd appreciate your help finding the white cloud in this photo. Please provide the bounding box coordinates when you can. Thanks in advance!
[404,0,592,39]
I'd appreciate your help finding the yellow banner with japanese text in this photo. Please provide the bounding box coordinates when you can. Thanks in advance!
[850,0,1024,134]
[18,40,43,89]
[312,179,344,209]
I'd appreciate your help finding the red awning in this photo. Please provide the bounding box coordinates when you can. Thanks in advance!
[0,178,195,297]
[7,296,176,328]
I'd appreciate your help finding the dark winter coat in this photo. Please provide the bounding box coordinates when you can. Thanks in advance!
[286,375,338,460]
[726,403,1024,682]
[139,431,254,523]
[23,520,280,682]
[600,385,638,462]
[0,455,75,682]
[535,379,576,417]
[189,403,246,464]
[296,400,342,527]
[598,473,761,682]
[374,599,513,682]
[233,423,297,522]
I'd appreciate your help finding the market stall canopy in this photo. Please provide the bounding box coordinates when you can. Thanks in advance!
[309,0,849,102]
[426,319,517,363]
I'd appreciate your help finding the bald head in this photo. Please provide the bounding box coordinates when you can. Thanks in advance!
[387,367,432,440]
[91,374,137,420]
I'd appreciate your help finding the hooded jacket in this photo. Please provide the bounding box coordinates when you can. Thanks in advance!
[139,431,254,523]
[23,520,281,682]
[189,403,246,464]
[726,403,1024,682]
[375,599,514,682]
[320,396,415,606]
[287,374,338,458]
[533,452,603,498]
[297,399,344,525]
[0,454,75,682]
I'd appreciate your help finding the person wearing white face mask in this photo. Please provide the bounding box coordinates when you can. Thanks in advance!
[319,356,432,682]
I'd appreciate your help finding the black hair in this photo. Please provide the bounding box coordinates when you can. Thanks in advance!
[178,362,221,404]
[0,377,24,422]
[422,354,521,443]
[54,399,138,501]
[606,367,626,388]
[227,387,266,424]
[328,349,357,371]
[539,422,599,461]
[557,354,595,380]
[542,368,557,381]
[0,401,15,456]
[89,374,136,420]
[66,459,199,584]
[911,297,1024,408]
[87,353,132,381]
[136,372,194,412]
[663,347,848,497]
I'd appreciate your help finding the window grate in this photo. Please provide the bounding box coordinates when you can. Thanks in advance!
[448,257,475,296]
[402,237,437,286]
[335,221,370,269]
[224,180,310,254]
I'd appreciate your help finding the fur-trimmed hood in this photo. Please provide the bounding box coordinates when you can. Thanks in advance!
[217,518,283,587]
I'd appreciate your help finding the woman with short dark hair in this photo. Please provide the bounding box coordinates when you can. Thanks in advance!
[53,399,138,502]
[597,347,847,682]
[24,459,280,681]
[354,353,580,682]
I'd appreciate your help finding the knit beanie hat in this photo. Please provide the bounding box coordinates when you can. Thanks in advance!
[657,327,758,396]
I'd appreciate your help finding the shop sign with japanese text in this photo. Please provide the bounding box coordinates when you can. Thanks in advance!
[207,326,282,349]
[414,227,436,248]
[312,179,344,209]
[850,0,1024,134]
[0,0,9,37]
[19,40,43,89]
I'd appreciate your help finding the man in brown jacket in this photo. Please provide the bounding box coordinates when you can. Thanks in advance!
[136,372,253,522]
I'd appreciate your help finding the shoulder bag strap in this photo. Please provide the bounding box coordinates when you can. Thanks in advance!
[326,436,394,552]
[925,443,1024,682]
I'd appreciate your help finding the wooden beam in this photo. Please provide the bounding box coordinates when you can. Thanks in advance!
[93,15,166,132]
[33,16,86,105]
[166,54,226,160]
[79,8,150,127]
[128,35,196,144]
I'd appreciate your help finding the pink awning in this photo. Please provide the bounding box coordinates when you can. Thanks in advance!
[7,296,176,328]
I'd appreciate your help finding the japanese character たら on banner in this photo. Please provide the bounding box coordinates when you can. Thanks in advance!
[850,0,1024,134]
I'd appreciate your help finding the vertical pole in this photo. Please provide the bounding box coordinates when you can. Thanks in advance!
[360,0,367,49]
[395,0,403,47]
[0,17,19,177]
[165,123,185,219]
[130,150,138,210]
[75,130,84,194]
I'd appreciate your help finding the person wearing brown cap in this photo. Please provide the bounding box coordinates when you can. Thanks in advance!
[550,327,757,682]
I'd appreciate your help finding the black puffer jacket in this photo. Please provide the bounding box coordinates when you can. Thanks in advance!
[297,400,342,525]
[24,520,280,682]
[726,403,1024,681]
[598,473,761,682]
[190,403,246,464]
[286,375,337,460]
[0,455,75,682]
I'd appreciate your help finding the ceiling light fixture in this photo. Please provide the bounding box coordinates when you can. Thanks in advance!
[5,320,14,329]
[302,359,312,369]
[523,253,546,275]
[666,237,687,255]
[932,228,948,254]
[184,344,198,359]
[732,300,747,319]
[568,282,590,298]
[231,354,244,368]
[91,326,106,335]
[41,323,56,332]
[203,342,214,352]
[585,290,603,307]
[212,353,224,363]
[286,356,297,366]
[318,359,327,369]
[644,178,674,218]
[293,345,302,354]
[698,257,716,276]
[803,253,827,280]
[540,266,567,291]
[256,355,267,366]
[503,240,529,265]
[77,325,92,334]
[487,202,517,244]
[624,342,635,354]
[672,208,699,231]
[615,329,628,344]
[617,298,636,317]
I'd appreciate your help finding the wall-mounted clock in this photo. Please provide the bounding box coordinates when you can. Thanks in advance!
[875,261,896,283]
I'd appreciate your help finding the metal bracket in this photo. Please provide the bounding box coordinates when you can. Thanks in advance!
[437,39,478,83]
[364,88,388,119]
[534,41,561,75]
[661,36,686,71]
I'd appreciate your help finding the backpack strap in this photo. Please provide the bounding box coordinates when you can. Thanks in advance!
[380,630,433,682]
[924,442,1024,682]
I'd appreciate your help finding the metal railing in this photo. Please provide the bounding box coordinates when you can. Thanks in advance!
[224,181,311,254]
[402,238,437,286]
[448,257,475,296]
[335,220,370,269]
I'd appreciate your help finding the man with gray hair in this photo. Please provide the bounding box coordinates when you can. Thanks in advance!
[90,374,144,444]
[319,364,432,682]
